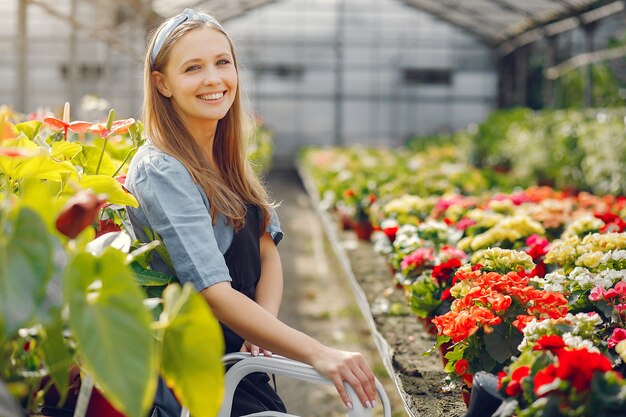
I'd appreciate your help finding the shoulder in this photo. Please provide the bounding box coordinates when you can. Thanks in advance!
[127,142,192,185]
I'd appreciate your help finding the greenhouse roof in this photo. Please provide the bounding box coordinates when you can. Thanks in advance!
[138,0,624,56]
[402,0,624,53]
[150,0,277,22]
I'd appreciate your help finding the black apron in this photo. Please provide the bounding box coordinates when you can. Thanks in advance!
[220,205,287,417]
[150,205,286,417]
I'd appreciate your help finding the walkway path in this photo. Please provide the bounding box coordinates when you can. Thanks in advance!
[266,170,405,417]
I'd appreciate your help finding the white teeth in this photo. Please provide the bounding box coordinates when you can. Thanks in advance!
[198,92,224,101]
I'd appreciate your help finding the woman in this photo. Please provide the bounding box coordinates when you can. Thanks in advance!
[125,8,377,417]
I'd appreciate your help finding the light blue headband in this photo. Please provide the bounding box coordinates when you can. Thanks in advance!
[151,8,224,69]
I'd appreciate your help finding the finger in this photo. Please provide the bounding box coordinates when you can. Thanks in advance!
[262,349,273,357]
[342,371,372,409]
[250,344,259,356]
[357,359,377,401]
[328,372,353,409]
[239,343,250,353]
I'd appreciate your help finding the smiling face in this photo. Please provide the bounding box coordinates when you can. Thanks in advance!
[152,27,238,140]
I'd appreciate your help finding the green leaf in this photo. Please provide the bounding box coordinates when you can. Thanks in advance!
[13,120,42,141]
[17,179,64,232]
[0,207,54,336]
[80,175,138,207]
[77,145,117,176]
[41,308,72,405]
[160,284,224,417]
[63,248,156,417]
[51,141,83,161]
[130,262,174,287]
[484,324,523,364]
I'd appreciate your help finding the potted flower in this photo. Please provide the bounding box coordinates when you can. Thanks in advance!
[432,249,569,406]
[496,336,626,417]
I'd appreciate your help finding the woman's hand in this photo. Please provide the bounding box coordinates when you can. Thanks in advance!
[311,347,376,410]
[240,340,273,357]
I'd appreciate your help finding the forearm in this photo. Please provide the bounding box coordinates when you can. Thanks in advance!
[256,243,283,316]
[201,282,325,364]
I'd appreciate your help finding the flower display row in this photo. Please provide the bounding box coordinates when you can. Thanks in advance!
[299,131,626,415]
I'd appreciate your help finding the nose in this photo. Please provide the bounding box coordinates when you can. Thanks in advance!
[202,67,221,86]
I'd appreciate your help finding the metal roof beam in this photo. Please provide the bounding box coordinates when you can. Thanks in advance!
[498,0,625,55]
[401,0,500,45]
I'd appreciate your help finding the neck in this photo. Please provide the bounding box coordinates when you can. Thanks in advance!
[185,121,217,163]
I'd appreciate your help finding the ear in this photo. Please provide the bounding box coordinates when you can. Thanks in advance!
[152,71,172,98]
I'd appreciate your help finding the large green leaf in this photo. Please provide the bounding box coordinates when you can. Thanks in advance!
[160,284,224,417]
[130,263,174,287]
[13,120,42,141]
[77,145,116,176]
[41,308,72,405]
[80,175,138,207]
[63,248,156,417]
[0,207,54,336]
[51,141,83,161]
[484,324,523,364]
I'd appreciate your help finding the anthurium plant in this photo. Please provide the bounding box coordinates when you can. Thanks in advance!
[0,104,224,417]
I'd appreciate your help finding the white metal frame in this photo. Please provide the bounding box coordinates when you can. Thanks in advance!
[181,352,392,417]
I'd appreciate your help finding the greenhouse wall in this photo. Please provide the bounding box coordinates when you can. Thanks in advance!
[2,0,144,120]
[223,0,498,167]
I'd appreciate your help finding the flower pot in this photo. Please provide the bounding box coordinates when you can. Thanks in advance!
[438,340,453,368]
[418,317,437,336]
[353,220,374,241]
[461,384,472,409]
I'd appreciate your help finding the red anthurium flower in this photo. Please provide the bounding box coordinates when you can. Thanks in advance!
[0,147,33,158]
[56,189,107,239]
[43,117,91,140]
[88,118,135,138]
[95,218,122,238]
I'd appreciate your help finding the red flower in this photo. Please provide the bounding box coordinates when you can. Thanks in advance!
[43,117,91,141]
[454,359,469,375]
[343,189,355,198]
[88,118,135,138]
[525,234,549,259]
[533,335,566,355]
[432,258,462,285]
[96,218,121,238]
[382,225,398,242]
[505,366,530,396]
[456,217,476,231]
[534,364,558,396]
[56,190,107,239]
[556,348,612,391]
[440,288,451,301]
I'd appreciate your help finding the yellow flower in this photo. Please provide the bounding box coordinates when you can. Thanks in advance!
[575,251,603,270]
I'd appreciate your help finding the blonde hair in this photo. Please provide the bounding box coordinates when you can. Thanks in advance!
[143,17,272,232]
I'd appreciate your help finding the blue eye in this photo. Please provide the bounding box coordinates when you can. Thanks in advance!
[217,59,231,65]
[185,65,201,72]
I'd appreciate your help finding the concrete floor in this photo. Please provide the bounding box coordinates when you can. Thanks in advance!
[265,170,404,417]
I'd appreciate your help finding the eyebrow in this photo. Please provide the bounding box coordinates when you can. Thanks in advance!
[179,52,233,69]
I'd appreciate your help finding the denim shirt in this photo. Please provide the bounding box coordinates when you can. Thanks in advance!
[124,142,283,292]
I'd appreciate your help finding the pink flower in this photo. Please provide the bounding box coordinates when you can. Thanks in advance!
[400,248,435,271]
[609,328,626,349]
[590,286,607,302]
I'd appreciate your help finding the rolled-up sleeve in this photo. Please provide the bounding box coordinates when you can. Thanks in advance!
[132,154,231,291]
[267,207,284,246]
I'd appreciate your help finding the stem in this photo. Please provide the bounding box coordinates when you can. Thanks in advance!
[112,146,138,178]
[95,136,109,175]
